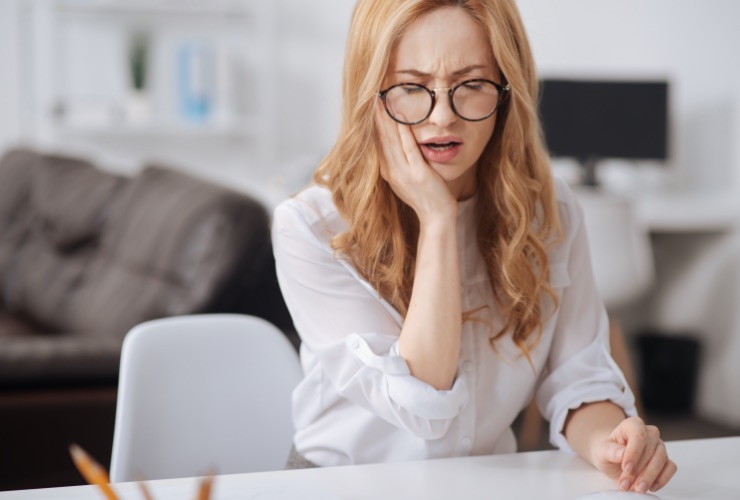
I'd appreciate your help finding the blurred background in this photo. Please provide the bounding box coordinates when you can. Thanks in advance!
[1,0,739,491]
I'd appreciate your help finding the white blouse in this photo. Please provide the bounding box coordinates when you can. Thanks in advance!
[272,176,636,467]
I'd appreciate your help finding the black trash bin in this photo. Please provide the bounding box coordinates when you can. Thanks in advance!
[637,332,701,413]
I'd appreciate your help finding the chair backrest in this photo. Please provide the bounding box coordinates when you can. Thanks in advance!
[109,314,302,483]
[575,188,654,310]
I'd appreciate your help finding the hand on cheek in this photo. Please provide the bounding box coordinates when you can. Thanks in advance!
[374,100,455,220]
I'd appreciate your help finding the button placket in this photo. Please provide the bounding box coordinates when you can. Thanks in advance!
[456,200,479,455]
[456,307,477,455]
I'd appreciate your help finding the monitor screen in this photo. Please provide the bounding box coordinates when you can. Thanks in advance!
[538,79,669,162]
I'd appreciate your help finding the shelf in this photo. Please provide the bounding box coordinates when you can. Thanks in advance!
[22,0,278,161]
[55,118,260,139]
[53,0,253,18]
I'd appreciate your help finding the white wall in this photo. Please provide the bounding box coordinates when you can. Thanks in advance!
[0,0,22,147]
[518,0,740,192]
[275,0,353,162]
[2,1,738,195]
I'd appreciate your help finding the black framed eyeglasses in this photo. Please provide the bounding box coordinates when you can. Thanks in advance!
[377,78,510,125]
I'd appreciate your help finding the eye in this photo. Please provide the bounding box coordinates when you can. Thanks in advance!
[462,81,484,91]
[400,85,427,96]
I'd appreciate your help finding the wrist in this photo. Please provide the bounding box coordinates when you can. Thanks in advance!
[418,207,457,233]
[564,401,626,465]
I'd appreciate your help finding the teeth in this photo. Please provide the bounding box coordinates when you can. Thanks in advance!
[426,142,457,150]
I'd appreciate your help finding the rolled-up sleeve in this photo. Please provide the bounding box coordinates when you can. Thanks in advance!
[536,184,637,452]
[272,201,468,440]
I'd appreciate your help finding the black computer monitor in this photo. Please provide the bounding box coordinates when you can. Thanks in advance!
[538,78,669,186]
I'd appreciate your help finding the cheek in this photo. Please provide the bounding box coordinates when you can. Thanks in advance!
[469,121,496,156]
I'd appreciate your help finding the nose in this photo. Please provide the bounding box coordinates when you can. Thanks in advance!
[427,88,457,127]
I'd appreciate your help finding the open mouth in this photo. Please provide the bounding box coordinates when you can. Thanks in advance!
[423,141,461,151]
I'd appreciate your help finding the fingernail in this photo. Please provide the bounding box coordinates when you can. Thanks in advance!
[650,482,660,492]
[615,447,625,460]
[619,479,631,491]
[637,482,648,493]
[623,461,634,473]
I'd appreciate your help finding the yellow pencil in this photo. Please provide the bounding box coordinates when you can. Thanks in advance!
[137,480,154,500]
[68,444,119,500]
[197,475,214,500]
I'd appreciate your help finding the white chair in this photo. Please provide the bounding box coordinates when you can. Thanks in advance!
[575,187,655,310]
[109,314,302,483]
[576,187,653,415]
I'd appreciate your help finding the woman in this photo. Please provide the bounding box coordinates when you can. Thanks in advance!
[272,0,676,493]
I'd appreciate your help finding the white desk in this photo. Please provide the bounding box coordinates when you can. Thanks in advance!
[582,187,740,427]
[2,437,738,499]
[631,190,740,426]
[633,189,740,233]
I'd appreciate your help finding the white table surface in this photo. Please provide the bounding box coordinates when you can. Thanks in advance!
[2,437,738,500]
[633,189,740,233]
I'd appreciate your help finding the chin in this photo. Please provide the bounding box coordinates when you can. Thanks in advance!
[430,161,475,182]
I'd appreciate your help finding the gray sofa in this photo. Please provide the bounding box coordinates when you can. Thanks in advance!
[0,148,295,490]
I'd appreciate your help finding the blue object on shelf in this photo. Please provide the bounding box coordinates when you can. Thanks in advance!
[177,41,213,123]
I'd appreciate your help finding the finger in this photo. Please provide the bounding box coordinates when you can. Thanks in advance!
[631,426,661,477]
[600,440,626,466]
[382,107,421,168]
[619,417,648,472]
[375,99,397,143]
[374,100,397,152]
[396,120,425,167]
[617,418,648,490]
[375,100,408,177]
[650,459,678,492]
[630,440,668,494]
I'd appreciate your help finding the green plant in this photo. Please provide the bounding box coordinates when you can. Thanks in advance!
[129,31,149,91]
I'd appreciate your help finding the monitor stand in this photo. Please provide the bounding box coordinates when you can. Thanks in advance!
[579,156,600,187]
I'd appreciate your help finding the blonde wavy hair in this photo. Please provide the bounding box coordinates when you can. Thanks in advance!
[313,0,561,358]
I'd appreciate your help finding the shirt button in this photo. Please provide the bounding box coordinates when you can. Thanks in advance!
[461,436,472,447]
[462,360,473,372]
[349,338,360,349]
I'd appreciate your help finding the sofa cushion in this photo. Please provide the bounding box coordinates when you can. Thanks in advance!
[0,149,290,385]
[6,248,89,332]
[31,153,124,251]
[0,150,37,306]
[63,165,271,337]
[2,151,126,328]
[102,165,268,283]
[0,149,35,227]
[0,311,121,386]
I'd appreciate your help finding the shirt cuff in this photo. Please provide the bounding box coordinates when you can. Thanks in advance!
[537,341,637,452]
[346,333,469,420]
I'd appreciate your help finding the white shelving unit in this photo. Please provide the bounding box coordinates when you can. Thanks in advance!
[19,0,278,165]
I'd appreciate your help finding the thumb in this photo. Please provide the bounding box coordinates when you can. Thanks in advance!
[600,441,626,465]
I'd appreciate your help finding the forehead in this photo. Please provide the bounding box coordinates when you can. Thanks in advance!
[391,7,494,74]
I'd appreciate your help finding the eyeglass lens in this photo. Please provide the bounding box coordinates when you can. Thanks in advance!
[384,81,501,124]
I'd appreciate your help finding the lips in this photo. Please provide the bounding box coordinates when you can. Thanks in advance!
[422,136,463,149]
[420,136,463,163]
[424,142,460,151]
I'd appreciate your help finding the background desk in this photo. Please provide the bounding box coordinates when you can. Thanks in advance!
[634,189,740,233]
[2,437,738,499]
[631,190,740,427]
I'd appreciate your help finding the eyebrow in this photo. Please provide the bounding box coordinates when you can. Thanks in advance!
[393,65,489,77]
